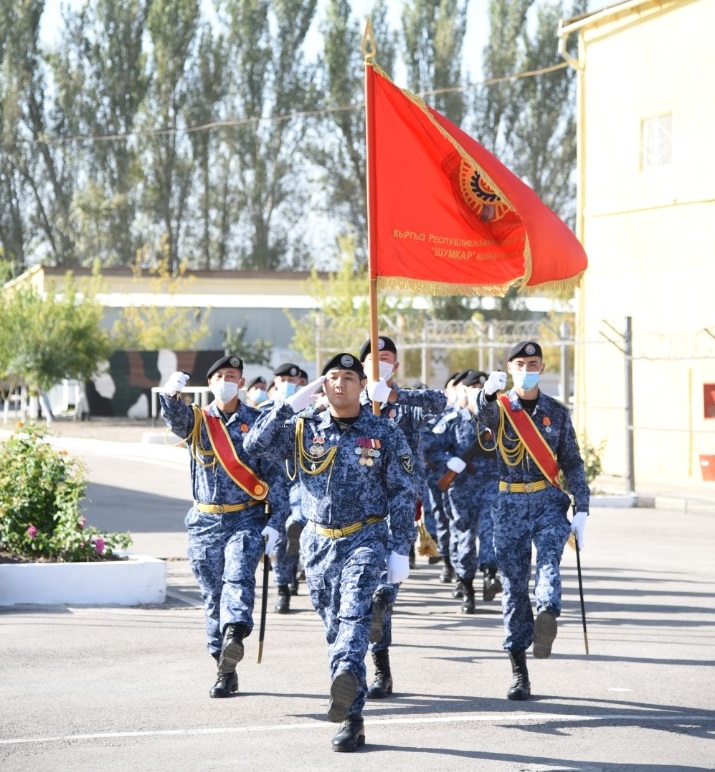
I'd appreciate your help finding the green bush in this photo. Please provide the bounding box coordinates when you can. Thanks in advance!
[558,434,606,493]
[0,422,132,562]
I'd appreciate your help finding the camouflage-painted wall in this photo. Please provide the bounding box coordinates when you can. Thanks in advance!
[85,350,223,418]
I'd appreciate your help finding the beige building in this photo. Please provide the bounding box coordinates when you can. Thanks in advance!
[560,0,715,488]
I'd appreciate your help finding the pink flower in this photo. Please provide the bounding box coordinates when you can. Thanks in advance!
[27,525,38,538]
[95,538,105,554]
[79,517,87,530]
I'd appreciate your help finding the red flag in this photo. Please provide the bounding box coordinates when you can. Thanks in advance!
[365,62,587,296]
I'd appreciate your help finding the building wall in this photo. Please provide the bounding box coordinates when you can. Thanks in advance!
[572,0,715,484]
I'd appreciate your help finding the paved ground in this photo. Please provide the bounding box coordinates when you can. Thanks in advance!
[1,419,714,770]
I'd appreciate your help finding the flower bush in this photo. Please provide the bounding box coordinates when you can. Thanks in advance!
[0,422,132,562]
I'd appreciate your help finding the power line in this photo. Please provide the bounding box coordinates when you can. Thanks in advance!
[1,62,571,149]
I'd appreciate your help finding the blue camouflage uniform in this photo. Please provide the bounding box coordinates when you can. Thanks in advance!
[421,406,460,564]
[474,388,589,651]
[244,401,416,718]
[256,397,302,599]
[361,386,447,653]
[442,409,499,583]
[160,393,288,656]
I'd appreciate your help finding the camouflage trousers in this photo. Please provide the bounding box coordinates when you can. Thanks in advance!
[185,506,265,656]
[492,488,571,651]
[302,519,389,718]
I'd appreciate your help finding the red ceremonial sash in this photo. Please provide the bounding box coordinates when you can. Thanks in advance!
[498,395,561,488]
[201,407,268,500]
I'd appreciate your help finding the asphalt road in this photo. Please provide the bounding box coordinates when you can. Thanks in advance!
[1,436,714,771]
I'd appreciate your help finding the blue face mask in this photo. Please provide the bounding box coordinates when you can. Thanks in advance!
[512,371,540,391]
[254,389,268,404]
[280,381,297,399]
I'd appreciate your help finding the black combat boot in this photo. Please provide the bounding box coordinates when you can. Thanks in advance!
[452,580,465,600]
[210,670,238,698]
[507,649,531,700]
[367,649,393,699]
[460,578,476,614]
[327,669,358,723]
[289,565,299,596]
[210,650,238,698]
[533,609,557,659]
[439,555,455,583]
[274,584,291,614]
[217,623,247,674]
[482,565,503,602]
[331,715,365,752]
[409,543,416,569]
[369,588,389,644]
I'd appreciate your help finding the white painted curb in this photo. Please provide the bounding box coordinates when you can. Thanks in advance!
[0,553,166,606]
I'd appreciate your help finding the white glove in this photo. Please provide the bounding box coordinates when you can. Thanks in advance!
[367,378,392,403]
[386,551,410,584]
[286,376,326,413]
[570,511,588,550]
[484,371,507,396]
[261,525,280,556]
[446,456,467,474]
[161,371,189,397]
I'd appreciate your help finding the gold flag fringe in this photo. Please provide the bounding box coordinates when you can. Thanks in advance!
[416,519,441,558]
[377,276,518,297]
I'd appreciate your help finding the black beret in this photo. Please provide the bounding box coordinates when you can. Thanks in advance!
[452,369,474,386]
[273,362,301,378]
[321,352,366,379]
[444,371,461,388]
[507,341,543,361]
[358,335,397,362]
[206,354,244,379]
[463,370,488,388]
[247,376,267,391]
[298,368,308,380]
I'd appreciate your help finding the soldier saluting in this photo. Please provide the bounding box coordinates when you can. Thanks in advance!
[473,341,589,701]
[159,355,288,699]
[244,352,416,753]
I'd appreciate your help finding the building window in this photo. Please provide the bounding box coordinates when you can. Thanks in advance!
[641,114,672,169]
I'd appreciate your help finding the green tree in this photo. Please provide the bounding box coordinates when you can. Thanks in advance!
[0,273,113,398]
[311,0,396,265]
[141,0,201,272]
[401,0,468,124]
[222,325,273,366]
[50,0,150,267]
[109,242,211,350]
[0,0,78,271]
[221,0,319,270]
[184,23,231,269]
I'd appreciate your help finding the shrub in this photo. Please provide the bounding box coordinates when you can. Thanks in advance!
[559,434,606,494]
[0,422,132,562]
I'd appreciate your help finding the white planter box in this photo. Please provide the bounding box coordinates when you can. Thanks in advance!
[0,553,166,606]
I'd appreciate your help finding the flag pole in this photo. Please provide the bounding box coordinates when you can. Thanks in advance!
[363,20,381,416]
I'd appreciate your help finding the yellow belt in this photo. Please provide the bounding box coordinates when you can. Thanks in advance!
[194,500,263,514]
[314,516,384,539]
[499,480,548,493]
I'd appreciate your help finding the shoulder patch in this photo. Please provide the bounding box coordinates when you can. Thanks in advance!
[400,454,414,474]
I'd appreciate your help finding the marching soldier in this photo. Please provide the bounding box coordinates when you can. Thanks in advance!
[159,355,288,698]
[359,336,447,699]
[439,370,500,613]
[473,341,589,700]
[259,362,305,613]
[244,352,416,752]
